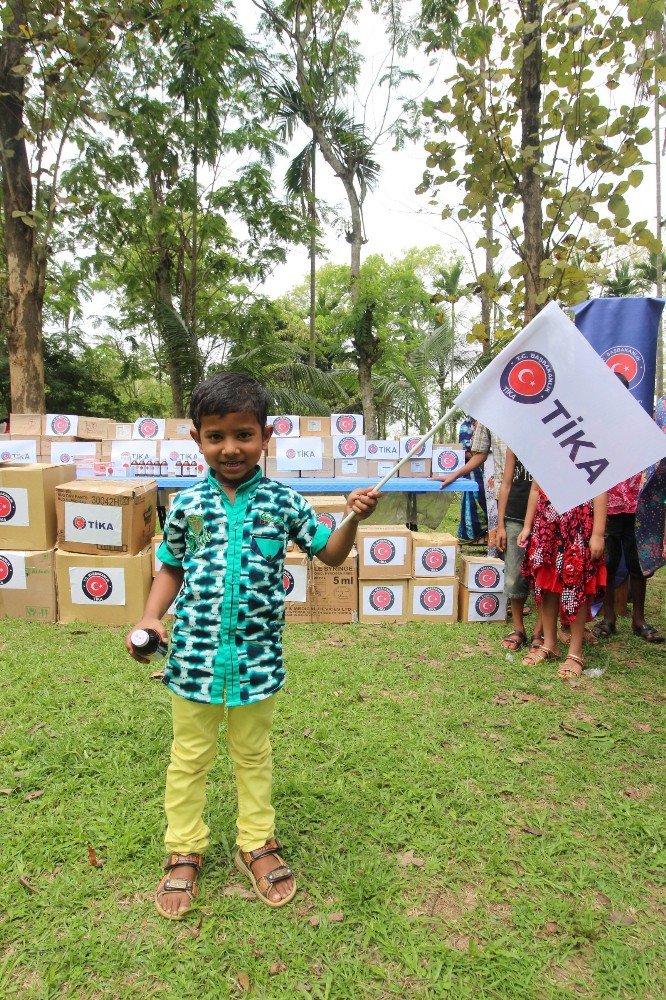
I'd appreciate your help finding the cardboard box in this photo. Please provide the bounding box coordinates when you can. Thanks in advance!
[312,552,358,623]
[43,414,79,437]
[284,549,313,622]
[412,531,458,577]
[152,533,163,576]
[359,579,409,623]
[460,555,505,592]
[50,441,102,467]
[331,413,363,435]
[303,495,348,532]
[332,434,365,459]
[408,578,457,622]
[0,548,57,622]
[458,584,508,623]
[265,457,299,480]
[300,416,331,437]
[2,439,38,463]
[432,445,466,476]
[274,437,329,472]
[55,478,157,555]
[334,458,368,479]
[165,418,194,440]
[159,440,204,476]
[269,415,300,437]
[399,435,433,459]
[398,459,432,479]
[308,457,336,479]
[9,413,42,436]
[56,547,153,625]
[132,417,165,440]
[109,440,159,472]
[367,459,398,479]
[357,524,412,579]
[75,416,110,441]
[0,464,74,550]
[366,439,400,460]
[107,422,134,440]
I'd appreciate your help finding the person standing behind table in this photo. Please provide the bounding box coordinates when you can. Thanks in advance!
[635,395,666,578]
[496,449,543,653]
[436,415,488,544]
[126,372,379,920]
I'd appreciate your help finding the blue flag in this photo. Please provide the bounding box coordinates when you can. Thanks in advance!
[572,296,664,413]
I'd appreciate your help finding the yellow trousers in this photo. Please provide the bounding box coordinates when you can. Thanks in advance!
[164,691,277,855]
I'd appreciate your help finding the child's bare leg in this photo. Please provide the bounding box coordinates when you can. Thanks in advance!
[559,603,586,679]
[540,590,560,653]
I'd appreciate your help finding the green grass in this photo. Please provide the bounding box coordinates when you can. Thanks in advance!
[0,573,664,999]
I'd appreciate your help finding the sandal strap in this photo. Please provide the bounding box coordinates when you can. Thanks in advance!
[163,852,203,873]
[161,877,194,893]
[245,838,283,863]
[564,654,585,667]
[255,865,293,894]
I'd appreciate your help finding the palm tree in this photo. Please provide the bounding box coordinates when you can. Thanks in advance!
[433,260,472,391]
[601,261,649,297]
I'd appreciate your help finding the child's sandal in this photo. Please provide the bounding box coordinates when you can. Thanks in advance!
[558,654,585,680]
[522,645,556,667]
[155,852,202,920]
[234,837,296,909]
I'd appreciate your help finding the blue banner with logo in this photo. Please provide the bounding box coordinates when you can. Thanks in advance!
[571,297,664,413]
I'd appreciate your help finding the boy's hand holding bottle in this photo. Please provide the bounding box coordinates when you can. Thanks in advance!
[126,618,168,663]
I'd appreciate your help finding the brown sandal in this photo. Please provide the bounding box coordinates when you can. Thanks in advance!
[558,654,584,680]
[234,837,296,909]
[155,852,202,920]
[522,645,556,667]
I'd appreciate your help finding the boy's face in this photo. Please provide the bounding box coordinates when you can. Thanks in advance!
[191,411,272,486]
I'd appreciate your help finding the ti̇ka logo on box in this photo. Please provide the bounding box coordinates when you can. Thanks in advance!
[475,565,501,589]
[273,417,294,436]
[0,450,11,461]
[81,571,113,602]
[421,547,447,573]
[500,352,555,405]
[369,586,395,611]
[0,491,17,522]
[436,450,460,472]
[282,569,295,597]
[367,443,378,455]
[419,586,447,612]
[601,346,645,389]
[0,554,14,585]
[475,594,500,618]
[335,414,358,433]
[338,436,360,457]
[405,437,426,458]
[370,538,395,564]
[138,418,159,439]
[51,415,72,435]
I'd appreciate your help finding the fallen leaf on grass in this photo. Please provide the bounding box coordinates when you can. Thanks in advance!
[544,921,558,934]
[27,722,46,734]
[623,788,641,799]
[237,972,251,992]
[150,670,165,680]
[328,912,344,922]
[595,891,612,908]
[398,850,425,868]
[87,845,104,869]
[222,884,256,900]
[19,875,35,893]
[308,915,320,927]
[0,788,13,795]
[24,790,44,802]
[70,630,90,635]
[508,756,527,765]
[520,826,543,837]
[518,692,539,702]
[269,961,287,975]
[609,910,636,926]
[631,722,652,733]
[190,914,204,938]
[303,727,312,738]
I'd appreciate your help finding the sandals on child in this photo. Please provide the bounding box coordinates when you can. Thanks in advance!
[522,645,556,667]
[234,837,296,909]
[558,654,585,680]
[155,852,202,920]
[502,629,527,651]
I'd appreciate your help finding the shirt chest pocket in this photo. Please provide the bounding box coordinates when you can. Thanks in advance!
[251,531,285,562]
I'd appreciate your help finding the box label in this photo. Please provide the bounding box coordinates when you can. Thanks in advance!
[333,434,365,458]
[276,437,323,471]
[269,415,300,437]
[366,440,399,459]
[433,446,465,473]
[64,501,123,546]
[0,552,27,589]
[51,441,97,464]
[412,583,455,616]
[305,418,326,432]
[340,458,360,474]
[399,435,433,459]
[415,544,454,575]
[0,441,37,464]
[316,510,343,530]
[45,413,79,436]
[159,440,204,475]
[467,592,506,622]
[110,440,158,466]
[410,460,426,473]
[472,564,504,591]
[132,417,165,440]
[376,461,396,477]
[0,487,29,526]
[332,413,363,434]
[363,535,407,567]
[362,583,403,615]
[69,566,126,605]
[283,565,307,602]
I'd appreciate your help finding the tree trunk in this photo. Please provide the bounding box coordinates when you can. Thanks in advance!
[520,1,544,323]
[0,2,46,413]
[655,38,663,397]
[482,201,494,346]
[309,135,317,366]
[149,172,185,417]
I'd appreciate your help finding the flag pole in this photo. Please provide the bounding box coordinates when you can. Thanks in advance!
[337,404,461,530]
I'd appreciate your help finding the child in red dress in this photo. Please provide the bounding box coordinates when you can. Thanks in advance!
[517,482,606,679]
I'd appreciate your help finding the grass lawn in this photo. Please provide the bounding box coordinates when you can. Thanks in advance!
[0,572,664,999]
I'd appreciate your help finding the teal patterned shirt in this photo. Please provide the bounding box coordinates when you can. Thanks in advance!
[157,467,331,706]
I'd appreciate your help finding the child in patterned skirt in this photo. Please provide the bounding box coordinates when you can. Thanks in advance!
[126,372,378,919]
[517,480,606,680]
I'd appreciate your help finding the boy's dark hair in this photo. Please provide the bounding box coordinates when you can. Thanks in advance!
[614,371,630,389]
[189,372,268,429]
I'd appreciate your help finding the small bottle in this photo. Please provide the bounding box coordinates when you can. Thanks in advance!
[130,627,168,661]
[176,457,183,477]
[160,458,168,477]
[188,457,197,476]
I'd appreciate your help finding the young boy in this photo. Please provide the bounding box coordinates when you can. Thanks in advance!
[126,372,379,919]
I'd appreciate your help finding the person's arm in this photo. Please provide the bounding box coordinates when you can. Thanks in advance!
[125,564,184,662]
[431,449,488,488]
[496,449,516,553]
[589,493,607,560]
[316,487,379,566]
[516,480,540,548]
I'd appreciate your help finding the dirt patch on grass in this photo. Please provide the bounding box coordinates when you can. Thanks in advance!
[546,946,594,993]
[410,884,478,921]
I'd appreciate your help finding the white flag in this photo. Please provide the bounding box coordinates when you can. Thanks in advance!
[455,301,666,513]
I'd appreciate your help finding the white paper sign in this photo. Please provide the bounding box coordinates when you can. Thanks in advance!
[0,440,37,464]
[363,535,407,568]
[412,583,455,616]
[132,417,165,440]
[0,487,29,526]
[64,502,123,546]
[465,591,508,622]
[400,435,433,459]
[361,582,404,615]
[110,440,158,466]
[50,441,97,465]
[414,543,457,577]
[269,415,300,437]
[0,551,27,589]
[159,440,204,475]
[366,440,399,459]
[283,564,307,602]
[340,459,359,474]
[332,434,366,459]
[45,413,79,436]
[432,446,465,474]
[332,413,364,434]
[375,461,396,477]
[463,560,505,592]
[69,566,126,605]
[276,437,323,471]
